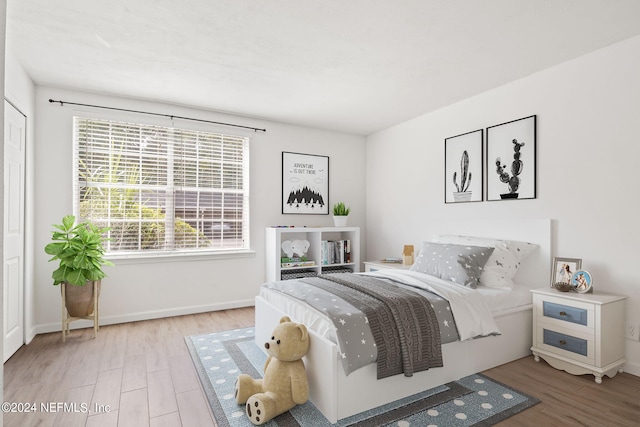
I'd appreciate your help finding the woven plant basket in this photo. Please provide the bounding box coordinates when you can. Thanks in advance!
[63,281,100,317]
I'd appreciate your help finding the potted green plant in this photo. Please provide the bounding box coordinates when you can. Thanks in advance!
[332,202,350,227]
[45,215,113,317]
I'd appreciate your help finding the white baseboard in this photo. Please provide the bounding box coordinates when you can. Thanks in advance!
[27,299,255,340]
[623,360,640,377]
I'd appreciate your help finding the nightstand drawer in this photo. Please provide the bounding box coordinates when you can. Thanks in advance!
[543,329,588,356]
[543,301,588,326]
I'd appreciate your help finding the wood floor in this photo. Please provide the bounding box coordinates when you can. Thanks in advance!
[4,307,639,427]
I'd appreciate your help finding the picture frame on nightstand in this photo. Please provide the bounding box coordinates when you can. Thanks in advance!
[551,257,582,286]
[572,270,593,293]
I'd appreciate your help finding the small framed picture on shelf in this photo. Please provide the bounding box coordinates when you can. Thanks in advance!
[572,270,593,293]
[551,257,582,287]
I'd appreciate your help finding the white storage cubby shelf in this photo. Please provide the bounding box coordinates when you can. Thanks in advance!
[265,227,360,282]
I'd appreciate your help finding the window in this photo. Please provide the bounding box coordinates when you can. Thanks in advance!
[73,117,250,255]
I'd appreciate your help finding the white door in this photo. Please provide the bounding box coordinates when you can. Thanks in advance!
[4,100,26,362]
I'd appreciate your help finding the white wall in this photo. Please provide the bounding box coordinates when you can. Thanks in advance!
[366,35,640,376]
[32,86,366,337]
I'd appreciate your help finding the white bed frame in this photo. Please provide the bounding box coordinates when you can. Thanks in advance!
[255,219,551,423]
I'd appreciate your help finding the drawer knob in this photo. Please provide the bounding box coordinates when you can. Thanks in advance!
[559,311,567,316]
[559,339,567,345]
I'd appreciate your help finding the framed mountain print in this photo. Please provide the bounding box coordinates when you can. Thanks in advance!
[282,152,329,214]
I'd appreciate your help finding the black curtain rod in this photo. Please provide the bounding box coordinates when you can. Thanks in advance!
[48,98,267,133]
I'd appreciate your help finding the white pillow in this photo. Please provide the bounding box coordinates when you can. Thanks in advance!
[435,235,538,289]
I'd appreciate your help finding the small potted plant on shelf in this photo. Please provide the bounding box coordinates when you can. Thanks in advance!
[332,202,350,227]
[45,215,113,318]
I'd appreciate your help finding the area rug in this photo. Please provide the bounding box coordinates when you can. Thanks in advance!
[186,327,539,426]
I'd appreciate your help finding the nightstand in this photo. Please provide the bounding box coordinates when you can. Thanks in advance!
[530,287,626,383]
[363,260,412,272]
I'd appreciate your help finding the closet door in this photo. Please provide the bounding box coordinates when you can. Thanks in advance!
[4,100,26,362]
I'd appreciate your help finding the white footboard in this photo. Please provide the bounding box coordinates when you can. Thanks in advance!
[255,296,532,424]
[255,296,340,421]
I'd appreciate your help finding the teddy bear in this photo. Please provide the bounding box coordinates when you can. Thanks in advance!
[235,316,310,425]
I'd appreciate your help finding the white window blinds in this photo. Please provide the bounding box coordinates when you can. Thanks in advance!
[73,117,250,255]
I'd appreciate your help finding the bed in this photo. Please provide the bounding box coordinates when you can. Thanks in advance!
[255,219,551,423]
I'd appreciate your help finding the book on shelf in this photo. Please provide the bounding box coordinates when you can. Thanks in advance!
[281,256,309,262]
[321,239,351,265]
[281,261,315,268]
[281,256,315,268]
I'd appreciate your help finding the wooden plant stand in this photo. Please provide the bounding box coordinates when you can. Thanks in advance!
[61,280,100,342]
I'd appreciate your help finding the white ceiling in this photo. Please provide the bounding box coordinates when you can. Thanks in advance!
[7,0,640,135]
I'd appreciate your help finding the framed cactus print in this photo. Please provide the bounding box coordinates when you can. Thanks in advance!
[444,129,483,203]
[486,115,537,201]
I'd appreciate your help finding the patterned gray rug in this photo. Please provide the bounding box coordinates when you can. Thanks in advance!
[186,327,539,426]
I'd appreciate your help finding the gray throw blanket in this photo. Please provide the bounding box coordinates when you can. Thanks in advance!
[302,273,443,379]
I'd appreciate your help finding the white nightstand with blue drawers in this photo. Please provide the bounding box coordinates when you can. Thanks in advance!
[530,287,626,383]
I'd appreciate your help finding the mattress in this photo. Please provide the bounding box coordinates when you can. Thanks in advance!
[258,270,533,346]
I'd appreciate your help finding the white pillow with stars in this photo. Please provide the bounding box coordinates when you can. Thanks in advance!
[410,241,494,288]
[435,235,538,290]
